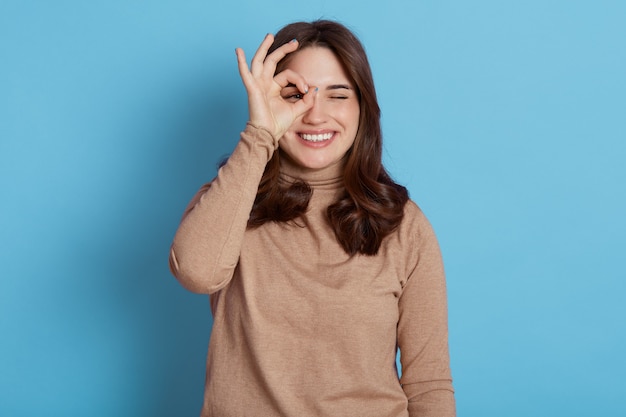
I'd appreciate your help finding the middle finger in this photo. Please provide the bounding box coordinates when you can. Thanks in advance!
[250,33,275,77]
[261,38,300,79]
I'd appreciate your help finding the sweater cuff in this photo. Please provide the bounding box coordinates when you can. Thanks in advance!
[244,122,279,150]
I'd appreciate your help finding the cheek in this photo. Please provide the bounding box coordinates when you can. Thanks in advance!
[349,105,361,128]
[336,105,360,129]
[347,111,361,136]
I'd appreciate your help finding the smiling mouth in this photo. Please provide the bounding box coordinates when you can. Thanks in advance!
[299,132,334,142]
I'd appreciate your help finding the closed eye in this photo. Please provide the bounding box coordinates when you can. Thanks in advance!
[327,84,354,100]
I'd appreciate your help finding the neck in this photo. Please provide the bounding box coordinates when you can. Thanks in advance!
[278,151,345,189]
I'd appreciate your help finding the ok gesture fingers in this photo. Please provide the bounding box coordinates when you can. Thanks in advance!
[236,34,315,140]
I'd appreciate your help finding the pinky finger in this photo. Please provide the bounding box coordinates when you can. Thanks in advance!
[236,48,254,88]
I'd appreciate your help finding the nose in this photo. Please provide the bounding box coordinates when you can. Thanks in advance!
[302,95,327,125]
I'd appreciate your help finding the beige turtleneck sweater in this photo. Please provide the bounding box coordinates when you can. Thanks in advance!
[169,124,455,417]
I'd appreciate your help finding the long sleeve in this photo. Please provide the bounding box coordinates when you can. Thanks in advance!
[398,207,456,417]
[169,124,276,294]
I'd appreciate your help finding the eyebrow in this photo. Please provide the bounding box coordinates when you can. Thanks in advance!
[327,84,352,91]
[283,83,353,91]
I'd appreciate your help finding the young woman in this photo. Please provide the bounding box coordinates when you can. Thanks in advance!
[170,20,455,417]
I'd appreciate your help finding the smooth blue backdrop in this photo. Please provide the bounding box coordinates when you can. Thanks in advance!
[1,1,624,416]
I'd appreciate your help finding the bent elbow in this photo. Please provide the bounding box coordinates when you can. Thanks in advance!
[168,247,233,294]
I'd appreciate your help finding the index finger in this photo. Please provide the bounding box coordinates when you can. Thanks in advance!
[273,69,309,94]
[261,39,300,78]
[250,34,275,77]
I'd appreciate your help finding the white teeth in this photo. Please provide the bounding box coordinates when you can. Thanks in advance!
[300,132,333,142]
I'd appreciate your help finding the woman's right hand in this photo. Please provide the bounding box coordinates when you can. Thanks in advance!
[236,34,316,141]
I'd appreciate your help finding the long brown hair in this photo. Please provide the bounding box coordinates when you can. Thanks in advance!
[248,20,408,256]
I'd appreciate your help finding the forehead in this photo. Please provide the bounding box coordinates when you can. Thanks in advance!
[283,46,353,87]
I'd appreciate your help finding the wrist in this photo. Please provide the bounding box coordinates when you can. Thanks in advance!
[245,122,279,150]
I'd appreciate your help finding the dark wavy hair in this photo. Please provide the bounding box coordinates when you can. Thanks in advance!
[247,20,408,256]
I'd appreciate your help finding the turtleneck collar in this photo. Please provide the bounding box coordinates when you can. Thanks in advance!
[278,151,345,190]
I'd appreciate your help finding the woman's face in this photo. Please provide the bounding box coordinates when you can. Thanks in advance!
[279,47,360,171]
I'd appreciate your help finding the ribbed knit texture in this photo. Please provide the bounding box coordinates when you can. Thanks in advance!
[170,125,455,417]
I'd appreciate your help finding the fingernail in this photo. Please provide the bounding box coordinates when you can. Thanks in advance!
[290,38,297,43]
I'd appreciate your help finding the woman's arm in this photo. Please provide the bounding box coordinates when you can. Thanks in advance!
[169,124,276,293]
[169,34,317,293]
[398,204,456,417]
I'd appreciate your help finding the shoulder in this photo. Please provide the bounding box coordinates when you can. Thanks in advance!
[396,200,446,289]
[383,199,434,250]
[400,199,436,239]
[381,199,440,287]
[402,199,423,219]
[396,199,442,262]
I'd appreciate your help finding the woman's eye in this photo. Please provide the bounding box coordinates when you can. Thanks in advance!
[282,92,303,102]
[331,96,348,100]
[281,86,304,102]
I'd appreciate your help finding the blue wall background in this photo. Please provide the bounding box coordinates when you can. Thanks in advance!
[1,1,624,416]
